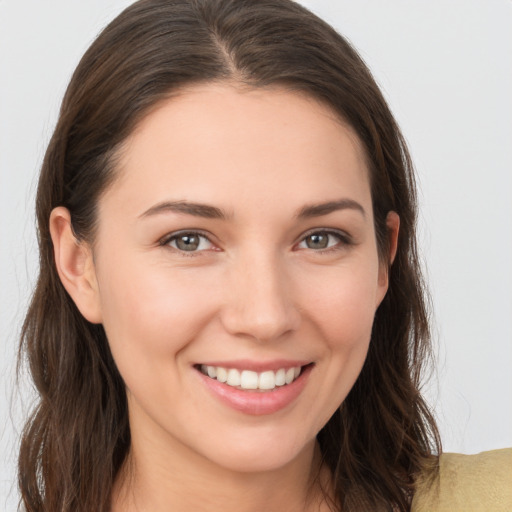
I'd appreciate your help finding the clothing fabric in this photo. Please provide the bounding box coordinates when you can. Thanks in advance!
[412,448,512,511]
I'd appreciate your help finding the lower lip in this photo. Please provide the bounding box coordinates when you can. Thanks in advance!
[196,365,313,416]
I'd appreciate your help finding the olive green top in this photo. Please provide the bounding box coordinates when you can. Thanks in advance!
[412,448,512,511]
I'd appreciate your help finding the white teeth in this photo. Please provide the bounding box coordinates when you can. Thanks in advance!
[200,364,303,390]
[227,369,241,386]
[240,370,259,389]
[216,367,228,383]
[275,368,286,386]
[258,371,275,390]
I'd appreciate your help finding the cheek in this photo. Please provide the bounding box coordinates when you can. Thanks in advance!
[302,262,380,346]
[297,261,380,424]
[96,258,219,375]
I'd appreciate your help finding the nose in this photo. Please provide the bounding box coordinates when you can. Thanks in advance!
[219,252,301,343]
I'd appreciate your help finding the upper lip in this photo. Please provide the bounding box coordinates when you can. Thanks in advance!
[195,359,312,372]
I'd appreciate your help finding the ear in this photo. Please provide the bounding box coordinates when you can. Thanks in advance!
[376,211,400,304]
[49,207,103,324]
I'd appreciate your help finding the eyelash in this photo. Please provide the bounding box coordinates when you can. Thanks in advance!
[159,228,352,256]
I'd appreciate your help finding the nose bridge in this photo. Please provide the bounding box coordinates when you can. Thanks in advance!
[220,246,300,342]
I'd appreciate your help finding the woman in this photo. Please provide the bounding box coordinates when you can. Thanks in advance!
[16,1,510,511]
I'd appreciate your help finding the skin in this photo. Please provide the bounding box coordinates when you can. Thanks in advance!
[50,84,399,512]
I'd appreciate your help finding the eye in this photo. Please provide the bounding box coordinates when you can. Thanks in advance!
[297,230,349,251]
[163,231,214,252]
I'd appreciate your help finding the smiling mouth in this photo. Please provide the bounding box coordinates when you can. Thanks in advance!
[195,364,311,391]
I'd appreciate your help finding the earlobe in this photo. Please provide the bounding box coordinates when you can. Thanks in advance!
[376,211,400,304]
[49,207,103,324]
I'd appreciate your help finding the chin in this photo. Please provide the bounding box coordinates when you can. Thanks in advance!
[198,427,316,474]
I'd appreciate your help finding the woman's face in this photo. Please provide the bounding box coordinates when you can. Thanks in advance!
[87,84,392,473]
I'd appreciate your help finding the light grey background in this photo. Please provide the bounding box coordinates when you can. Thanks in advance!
[1,1,511,510]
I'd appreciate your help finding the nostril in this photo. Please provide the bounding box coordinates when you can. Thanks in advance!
[219,308,301,343]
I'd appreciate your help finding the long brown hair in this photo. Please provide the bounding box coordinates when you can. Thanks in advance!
[18,1,440,510]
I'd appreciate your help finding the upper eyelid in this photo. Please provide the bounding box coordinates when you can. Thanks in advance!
[159,229,215,245]
[297,227,352,242]
[301,227,348,236]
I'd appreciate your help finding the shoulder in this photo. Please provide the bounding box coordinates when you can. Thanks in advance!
[412,448,512,512]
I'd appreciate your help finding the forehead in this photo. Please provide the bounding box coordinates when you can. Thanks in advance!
[103,84,371,218]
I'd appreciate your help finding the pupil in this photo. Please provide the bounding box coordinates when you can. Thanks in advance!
[177,235,199,251]
[307,233,328,249]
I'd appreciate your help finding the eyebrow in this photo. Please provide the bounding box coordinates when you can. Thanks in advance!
[139,200,229,220]
[139,198,366,221]
[296,199,366,219]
